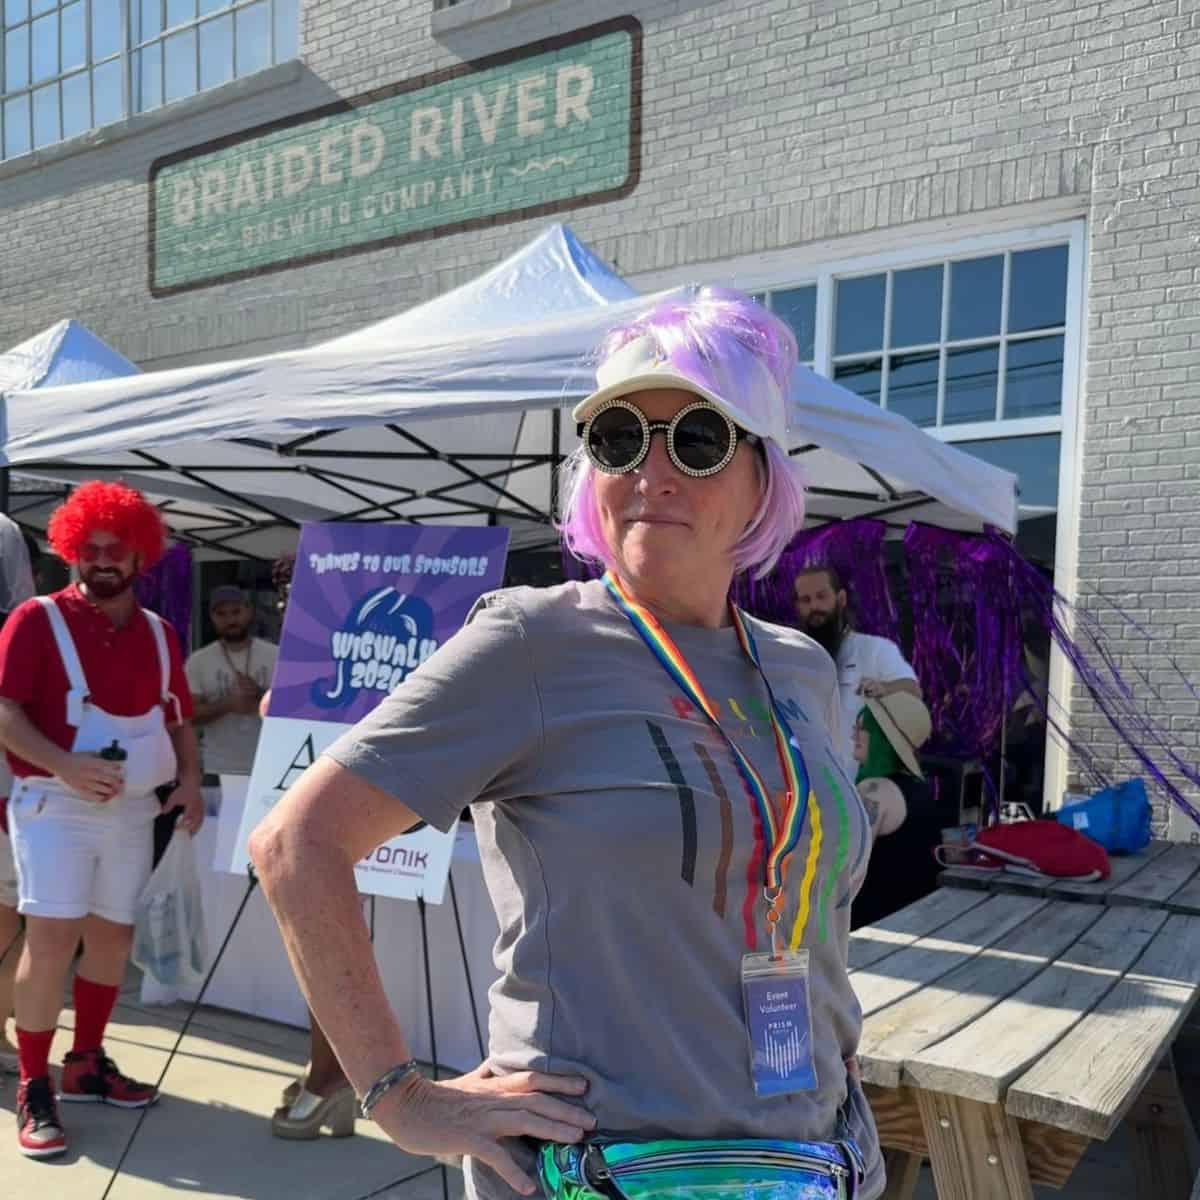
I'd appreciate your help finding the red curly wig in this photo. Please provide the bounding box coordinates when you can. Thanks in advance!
[47,481,167,569]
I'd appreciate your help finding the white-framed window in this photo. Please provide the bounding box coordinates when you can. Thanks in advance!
[723,222,1086,542]
[1,0,299,161]
[753,242,1070,433]
[754,284,816,370]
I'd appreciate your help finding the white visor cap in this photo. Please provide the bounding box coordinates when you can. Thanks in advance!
[572,334,792,452]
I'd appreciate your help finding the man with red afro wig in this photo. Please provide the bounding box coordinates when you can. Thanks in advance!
[0,481,201,1159]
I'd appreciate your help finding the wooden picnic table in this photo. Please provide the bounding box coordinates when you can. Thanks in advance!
[849,841,1200,1199]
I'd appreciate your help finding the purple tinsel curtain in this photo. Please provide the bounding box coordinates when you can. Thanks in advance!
[134,543,193,652]
[903,524,1024,764]
[734,519,900,641]
[982,529,1200,829]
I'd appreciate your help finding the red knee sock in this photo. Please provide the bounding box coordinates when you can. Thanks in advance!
[72,975,120,1055]
[15,1027,55,1083]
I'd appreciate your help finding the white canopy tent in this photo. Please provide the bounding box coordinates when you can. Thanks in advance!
[1,225,1018,560]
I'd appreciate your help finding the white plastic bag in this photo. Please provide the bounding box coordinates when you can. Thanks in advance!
[131,832,208,990]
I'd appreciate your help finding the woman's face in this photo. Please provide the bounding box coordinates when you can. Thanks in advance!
[852,716,869,764]
[592,388,764,595]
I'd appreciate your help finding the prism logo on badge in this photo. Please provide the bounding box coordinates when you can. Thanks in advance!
[312,587,438,709]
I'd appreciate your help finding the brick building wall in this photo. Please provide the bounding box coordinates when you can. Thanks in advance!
[1,0,1197,813]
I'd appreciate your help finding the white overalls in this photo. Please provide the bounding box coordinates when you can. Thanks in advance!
[8,598,179,925]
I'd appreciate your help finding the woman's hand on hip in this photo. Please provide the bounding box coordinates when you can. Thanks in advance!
[372,1061,595,1195]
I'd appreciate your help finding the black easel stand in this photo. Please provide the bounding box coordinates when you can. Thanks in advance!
[100,869,261,1200]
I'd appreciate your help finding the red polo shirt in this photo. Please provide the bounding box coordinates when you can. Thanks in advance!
[0,585,194,779]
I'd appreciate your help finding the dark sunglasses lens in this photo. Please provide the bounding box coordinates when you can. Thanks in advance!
[588,407,646,470]
[673,408,733,471]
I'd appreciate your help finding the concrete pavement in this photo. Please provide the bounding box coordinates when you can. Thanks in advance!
[0,970,464,1200]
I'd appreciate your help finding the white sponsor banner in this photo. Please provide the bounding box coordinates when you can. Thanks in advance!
[225,716,458,904]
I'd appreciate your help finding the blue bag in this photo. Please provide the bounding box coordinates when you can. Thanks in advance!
[1056,779,1151,854]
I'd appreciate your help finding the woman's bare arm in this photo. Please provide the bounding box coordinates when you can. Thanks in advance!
[250,755,594,1193]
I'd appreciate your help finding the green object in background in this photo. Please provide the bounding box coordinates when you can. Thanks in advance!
[855,706,904,784]
[150,19,641,294]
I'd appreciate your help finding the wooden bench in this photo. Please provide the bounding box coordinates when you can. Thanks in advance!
[850,879,1200,1199]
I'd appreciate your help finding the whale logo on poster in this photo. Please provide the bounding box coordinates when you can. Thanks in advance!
[312,587,438,708]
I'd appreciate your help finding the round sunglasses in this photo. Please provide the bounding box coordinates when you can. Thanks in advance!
[579,400,757,478]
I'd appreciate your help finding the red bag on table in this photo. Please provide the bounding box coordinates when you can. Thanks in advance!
[970,819,1110,882]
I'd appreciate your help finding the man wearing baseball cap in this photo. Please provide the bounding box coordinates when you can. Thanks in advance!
[0,482,201,1158]
[185,585,278,778]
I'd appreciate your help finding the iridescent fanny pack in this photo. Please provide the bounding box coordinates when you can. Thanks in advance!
[537,1136,865,1200]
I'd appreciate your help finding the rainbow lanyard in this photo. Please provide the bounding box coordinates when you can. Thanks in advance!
[604,572,816,952]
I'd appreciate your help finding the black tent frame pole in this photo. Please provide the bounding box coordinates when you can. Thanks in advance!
[417,896,450,1200]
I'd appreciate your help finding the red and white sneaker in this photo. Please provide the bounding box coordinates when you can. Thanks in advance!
[60,1048,159,1109]
[16,1075,67,1159]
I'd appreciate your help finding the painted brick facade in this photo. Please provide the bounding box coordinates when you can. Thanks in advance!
[1,0,1197,816]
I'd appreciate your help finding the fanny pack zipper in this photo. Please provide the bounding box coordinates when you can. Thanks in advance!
[595,1147,848,1180]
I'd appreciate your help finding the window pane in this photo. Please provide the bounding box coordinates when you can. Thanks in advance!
[4,0,28,28]
[890,265,943,348]
[60,68,89,135]
[273,0,298,59]
[166,0,194,26]
[887,351,939,427]
[772,286,816,363]
[235,0,269,75]
[91,0,122,60]
[1009,245,1069,334]
[835,274,885,356]
[4,21,29,89]
[30,9,56,81]
[136,0,161,42]
[948,255,1003,341]
[944,343,999,424]
[957,434,1061,510]
[833,358,882,406]
[163,26,196,102]
[3,93,30,156]
[61,1,85,70]
[198,0,229,12]
[135,40,162,110]
[30,0,53,14]
[31,80,58,146]
[198,11,231,88]
[1005,334,1064,419]
[92,52,121,124]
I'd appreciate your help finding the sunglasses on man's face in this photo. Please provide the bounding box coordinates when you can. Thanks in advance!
[579,400,757,479]
[79,541,131,564]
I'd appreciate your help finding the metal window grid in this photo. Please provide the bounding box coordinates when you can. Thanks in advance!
[1,0,294,160]
[819,246,1070,430]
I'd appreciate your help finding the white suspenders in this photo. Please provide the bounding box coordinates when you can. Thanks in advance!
[36,597,180,727]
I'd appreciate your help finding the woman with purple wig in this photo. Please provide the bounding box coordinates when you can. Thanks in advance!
[250,289,885,1200]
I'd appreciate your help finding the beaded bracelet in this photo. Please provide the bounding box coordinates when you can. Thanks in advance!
[359,1058,420,1119]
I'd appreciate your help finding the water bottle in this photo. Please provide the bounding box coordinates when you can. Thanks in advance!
[98,739,127,763]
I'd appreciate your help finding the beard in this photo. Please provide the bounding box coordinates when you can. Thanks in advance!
[802,608,846,656]
[219,624,252,644]
[81,565,134,600]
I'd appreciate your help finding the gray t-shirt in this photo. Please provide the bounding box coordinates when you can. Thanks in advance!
[327,580,884,1199]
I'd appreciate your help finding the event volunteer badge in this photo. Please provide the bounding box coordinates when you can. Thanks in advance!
[742,950,818,1095]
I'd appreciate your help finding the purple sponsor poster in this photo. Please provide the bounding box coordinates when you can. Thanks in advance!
[268,523,510,726]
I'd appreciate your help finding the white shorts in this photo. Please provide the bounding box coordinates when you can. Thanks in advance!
[0,826,17,910]
[8,780,158,925]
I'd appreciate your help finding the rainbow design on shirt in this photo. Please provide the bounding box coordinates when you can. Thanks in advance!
[602,571,819,911]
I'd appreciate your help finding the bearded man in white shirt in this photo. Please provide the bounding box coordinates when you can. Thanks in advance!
[793,565,922,768]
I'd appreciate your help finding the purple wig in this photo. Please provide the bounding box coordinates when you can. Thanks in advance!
[559,288,807,579]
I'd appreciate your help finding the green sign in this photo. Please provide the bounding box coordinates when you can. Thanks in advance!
[150,19,641,295]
